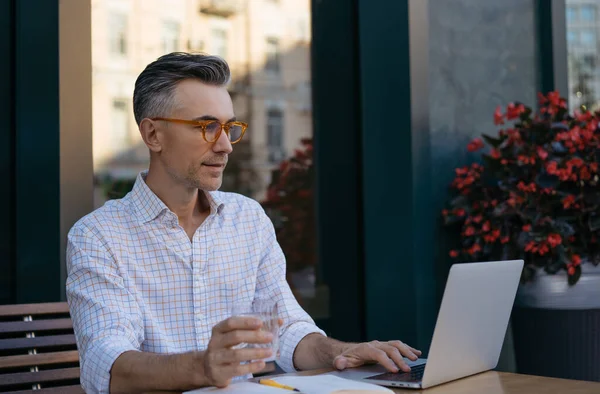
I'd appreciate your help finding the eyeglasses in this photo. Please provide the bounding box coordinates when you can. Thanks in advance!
[151,117,248,144]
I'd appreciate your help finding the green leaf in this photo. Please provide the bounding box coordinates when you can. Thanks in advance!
[568,265,582,286]
[482,134,504,148]
[535,173,559,189]
[544,259,563,274]
[450,195,468,208]
[589,215,600,231]
[552,220,576,237]
[521,265,536,283]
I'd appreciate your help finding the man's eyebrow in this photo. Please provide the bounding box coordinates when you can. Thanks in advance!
[192,115,237,122]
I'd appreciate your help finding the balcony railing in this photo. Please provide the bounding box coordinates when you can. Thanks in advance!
[199,0,244,18]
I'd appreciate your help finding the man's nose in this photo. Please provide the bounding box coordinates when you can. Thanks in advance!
[212,127,233,154]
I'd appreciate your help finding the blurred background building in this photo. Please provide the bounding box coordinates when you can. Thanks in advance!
[91,0,312,205]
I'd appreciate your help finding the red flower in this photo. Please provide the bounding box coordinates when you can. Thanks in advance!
[591,163,598,173]
[468,243,482,255]
[482,221,491,232]
[491,200,498,207]
[567,157,584,168]
[538,92,548,104]
[517,182,536,193]
[518,155,530,165]
[467,138,485,152]
[538,242,550,256]
[490,148,501,159]
[525,241,537,252]
[473,215,483,224]
[568,266,576,276]
[484,229,501,243]
[449,250,459,258]
[547,91,561,106]
[537,146,548,160]
[464,226,476,236]
[522,224,532,232]
[547,233,562,248]
[572,254,581,266]
[501,236,510,244]
[501,159,508,165]
[506,102,526,120]
[455,208,466,216]
[456,167,469,176]
[546,161,558,174]
[580,166,591,181]
[562,195,576,209]
[494,106,505,125]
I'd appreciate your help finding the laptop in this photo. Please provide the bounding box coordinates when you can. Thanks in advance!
[331,259,524,389]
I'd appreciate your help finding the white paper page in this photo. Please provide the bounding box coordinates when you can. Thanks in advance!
[274,374,394,394]
[184,381,286,394]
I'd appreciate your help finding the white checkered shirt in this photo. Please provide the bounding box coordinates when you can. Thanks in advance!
[66,171,325,394]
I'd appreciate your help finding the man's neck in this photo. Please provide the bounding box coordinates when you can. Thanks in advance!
[144,165,211,229]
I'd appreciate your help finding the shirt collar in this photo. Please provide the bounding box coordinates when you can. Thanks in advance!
[130,171,225,224]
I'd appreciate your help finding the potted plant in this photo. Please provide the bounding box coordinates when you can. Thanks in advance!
[442,92,600,381]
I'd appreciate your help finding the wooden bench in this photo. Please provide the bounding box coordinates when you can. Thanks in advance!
[0,302,83,393]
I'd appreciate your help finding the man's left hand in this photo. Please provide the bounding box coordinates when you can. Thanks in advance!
[333,340,422,373]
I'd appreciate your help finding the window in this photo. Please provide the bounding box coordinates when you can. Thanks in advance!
[212,28,227,59]
[581,5,595,22]
[567,1,600,111]
[567,6,577,23]
[111,99,129,149]
[109,13,128,56]
[162,20,180,54]
[265,37,280,72]
[583,54,596,69]
[267,108,284,163]
[581,29,596,46]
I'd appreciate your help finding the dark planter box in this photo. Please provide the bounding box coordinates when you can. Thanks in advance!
[512,306,600,381]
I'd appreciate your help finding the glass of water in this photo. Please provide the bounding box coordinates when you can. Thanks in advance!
[232,298,279,362]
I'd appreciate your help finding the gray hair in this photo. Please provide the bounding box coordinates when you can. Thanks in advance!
[133,52,231,125]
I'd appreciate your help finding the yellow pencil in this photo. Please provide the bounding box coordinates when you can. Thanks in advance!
[258,379,300,392]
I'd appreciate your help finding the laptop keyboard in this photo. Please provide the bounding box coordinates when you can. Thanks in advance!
[365,363,426,383]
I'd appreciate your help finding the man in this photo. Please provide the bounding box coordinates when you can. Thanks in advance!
[66,52,421,394]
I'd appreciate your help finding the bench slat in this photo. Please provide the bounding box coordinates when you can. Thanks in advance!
[0,350,79,369]
[0,318,73,334]
[0,334,77,351]
[0,367,80,386]
[9,385,84,394]
[0,303,69,317]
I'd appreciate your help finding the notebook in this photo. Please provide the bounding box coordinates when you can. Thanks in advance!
[184,374,394,394]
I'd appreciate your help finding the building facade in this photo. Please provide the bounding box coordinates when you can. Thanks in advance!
[91,0,312,204]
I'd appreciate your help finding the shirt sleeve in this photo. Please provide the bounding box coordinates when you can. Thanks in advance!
[254,207,327,373]
[66,224,144,394]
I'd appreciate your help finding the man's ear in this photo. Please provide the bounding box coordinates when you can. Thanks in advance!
[139,118,162,153]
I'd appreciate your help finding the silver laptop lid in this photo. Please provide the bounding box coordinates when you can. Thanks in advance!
[421,260,523,388]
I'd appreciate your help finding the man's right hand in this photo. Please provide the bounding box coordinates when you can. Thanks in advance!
[202,316,274,388]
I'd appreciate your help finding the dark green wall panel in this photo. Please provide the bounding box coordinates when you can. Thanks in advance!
[0,0,15,305]
[14,0,61,302]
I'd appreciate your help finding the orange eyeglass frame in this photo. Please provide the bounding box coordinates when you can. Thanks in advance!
[151,117,248,144]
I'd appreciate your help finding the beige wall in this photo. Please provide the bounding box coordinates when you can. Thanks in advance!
[60,0,94,299]
[92,0,312,201]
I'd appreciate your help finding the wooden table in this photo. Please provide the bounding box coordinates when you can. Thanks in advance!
[267,368,600,394]
[149,368,600,393]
